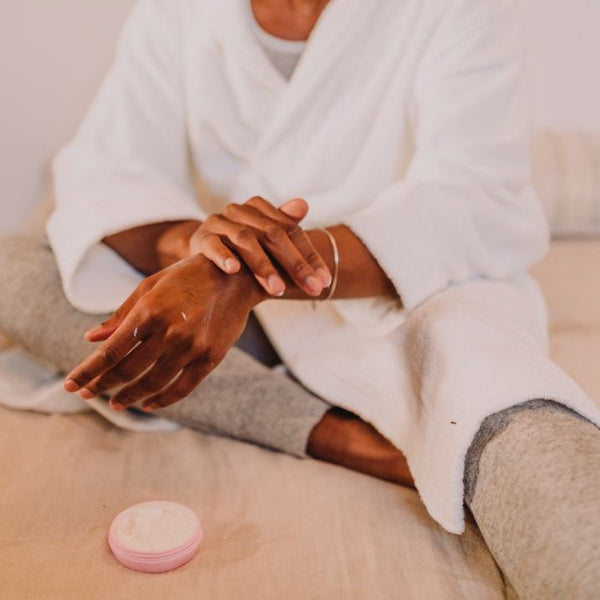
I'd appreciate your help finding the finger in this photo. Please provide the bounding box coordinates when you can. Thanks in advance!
[110,352,190,410]
[140,357,215,411]
[279,198,309,221]
[199,212,286,296]
[191,231,241,274]
[286,226,332,288]
[80,333,165,398]
[64,309,156,393]
[243,198,330,287]
[84,322,118,343]
[83,281,148,341]
[232,233,287,297]
[225,205,325,296]
[254,198,331,286]
[246,196,304,227]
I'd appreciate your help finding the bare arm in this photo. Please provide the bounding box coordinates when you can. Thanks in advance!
[103,198,398,302]
[102,220,201,275]
[287,225,396,300]
[64,199,400,411]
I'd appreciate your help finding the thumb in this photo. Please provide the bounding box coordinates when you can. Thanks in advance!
[279,198,309,222]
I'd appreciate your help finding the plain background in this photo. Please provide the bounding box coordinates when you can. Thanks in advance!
[1,0,599,233]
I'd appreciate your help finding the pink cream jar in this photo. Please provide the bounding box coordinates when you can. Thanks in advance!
[108,500,203,573]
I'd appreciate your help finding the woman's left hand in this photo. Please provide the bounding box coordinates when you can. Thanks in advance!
[63,254,265,411]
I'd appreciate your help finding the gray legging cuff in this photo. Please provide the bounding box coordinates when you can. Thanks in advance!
[465,400,600,600]
[157,348,330,457]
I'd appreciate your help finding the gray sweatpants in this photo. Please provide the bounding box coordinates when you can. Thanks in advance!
[0,235,330,456]
[1,234,599,599]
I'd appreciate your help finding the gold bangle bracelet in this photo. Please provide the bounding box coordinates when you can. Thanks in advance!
[319,227,339,301]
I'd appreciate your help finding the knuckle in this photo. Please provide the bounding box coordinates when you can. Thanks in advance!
[203,214,218,227]
[287,225,304,241]
[72,370,93,387]
[140,308,163,330]
[192,344,211,362]
[303,250,320,265]
[291,259,309,277]
[245,195,264,207]
[87,380,105,394]
[164,327,189,347]
[253,258,275,276]
[264,224,285,243]
[138,278,151,292]
[193,232,209,249]
[112,363,139,383]
[137,313,156,332]
[101,345,120,367]
[138,275,156,294]
[136,376,160,395]
[233,226,254,245]
[223,203,241,218]
[207,234,226,252]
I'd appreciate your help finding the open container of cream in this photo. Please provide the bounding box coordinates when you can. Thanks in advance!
[108,500,203,573]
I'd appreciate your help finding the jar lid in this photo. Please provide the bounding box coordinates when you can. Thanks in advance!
[108,500,203,573]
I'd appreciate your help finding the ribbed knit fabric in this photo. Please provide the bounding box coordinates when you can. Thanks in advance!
[465,402,600,599]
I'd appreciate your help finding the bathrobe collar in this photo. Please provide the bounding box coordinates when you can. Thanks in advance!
[207,0,408,215]
[213,0,376,154]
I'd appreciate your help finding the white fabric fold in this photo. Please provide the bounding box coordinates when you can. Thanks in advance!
[0,348,180,432]
[45,0,600,532]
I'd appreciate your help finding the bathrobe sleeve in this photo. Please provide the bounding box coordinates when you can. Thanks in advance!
[47,0,204,314]
[342,0,549,311]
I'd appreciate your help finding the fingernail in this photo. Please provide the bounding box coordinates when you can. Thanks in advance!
[110,399,125,411]
[224,258,239,272]
[305,275,323,296]
[316,268,332,287]
[142,402,158,412]
[64,379,79,393]
[268,274,285,296]
[79,388,96,400]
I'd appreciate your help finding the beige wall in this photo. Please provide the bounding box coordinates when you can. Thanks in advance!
[1,0,599,233]
[0,0,136,233]
[519,0,600,131]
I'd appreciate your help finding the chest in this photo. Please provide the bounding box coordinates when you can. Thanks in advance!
[181,0,441,217]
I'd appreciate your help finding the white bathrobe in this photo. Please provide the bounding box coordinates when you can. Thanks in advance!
[47,0,600,533]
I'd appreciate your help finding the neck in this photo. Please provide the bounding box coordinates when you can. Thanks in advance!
[251,0,330,41]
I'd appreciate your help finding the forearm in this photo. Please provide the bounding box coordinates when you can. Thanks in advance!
[104,219,397,302]
[102,220,201,275]
[308,225,397,300]
[257,225,399,303]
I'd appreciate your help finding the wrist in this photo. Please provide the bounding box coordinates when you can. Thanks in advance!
[215,258,269,309]
[239,267,270,308]
[156,220,202,269]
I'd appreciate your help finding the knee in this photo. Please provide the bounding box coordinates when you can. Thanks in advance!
[402,290,470,357]
[0,233,49,262]
[0,234,56,274]
[0,234,61,311]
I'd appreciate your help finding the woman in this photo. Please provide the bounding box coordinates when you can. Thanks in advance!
[1,0,599,596]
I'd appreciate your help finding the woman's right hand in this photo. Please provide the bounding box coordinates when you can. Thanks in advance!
[187,197,332,298]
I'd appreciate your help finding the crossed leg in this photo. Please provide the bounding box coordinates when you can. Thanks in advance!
[0,234,413,484]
